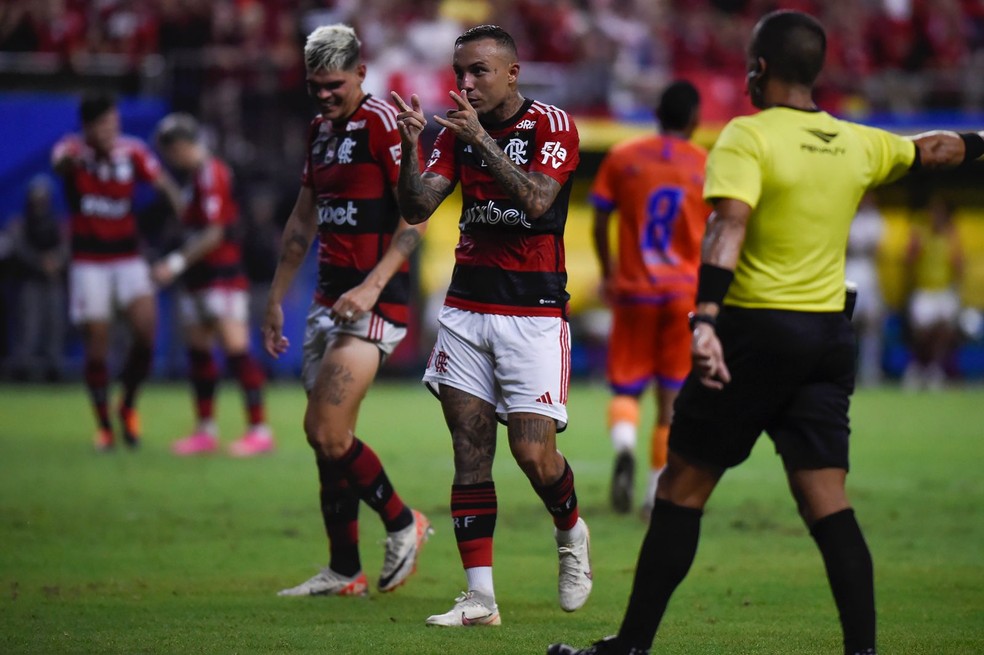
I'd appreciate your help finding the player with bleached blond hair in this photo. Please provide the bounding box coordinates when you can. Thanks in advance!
[264,23,431,598]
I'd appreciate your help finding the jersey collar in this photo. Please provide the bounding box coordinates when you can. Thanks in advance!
[479,97,535,131]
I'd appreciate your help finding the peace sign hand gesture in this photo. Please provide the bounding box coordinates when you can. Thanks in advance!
[391,91,427,146]
[433,90,485,146]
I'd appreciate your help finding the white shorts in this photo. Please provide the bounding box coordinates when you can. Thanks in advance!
[178,287,249,327]
[909,289,960,330]
[301,302,407,392]
[69,257,153,325]
[422,306,570,430]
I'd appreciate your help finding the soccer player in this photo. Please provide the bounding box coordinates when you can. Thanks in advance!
[152,113,274,457]
[902,194,963,390]
[549,10,982,655]
[52,92,184,451]
[392,24,592,626]
[262,24,430,598]
[589,81,709,515]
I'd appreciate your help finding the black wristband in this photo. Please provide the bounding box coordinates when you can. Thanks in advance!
[959,132,984,165]
[696,264,735,305]
[688,312,716,330]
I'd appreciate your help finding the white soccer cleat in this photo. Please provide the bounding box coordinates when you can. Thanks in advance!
[425,590,502,627]
[557,517,593,612]
[277,567,368,597]
[378,509,433,592]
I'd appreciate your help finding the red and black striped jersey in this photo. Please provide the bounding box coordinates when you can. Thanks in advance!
[52,134,161,262]
[425,98,579,317]
[301,95,408,325]
[181,155,247,291]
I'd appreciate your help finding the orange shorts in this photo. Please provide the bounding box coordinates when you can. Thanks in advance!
[606,295,692,395]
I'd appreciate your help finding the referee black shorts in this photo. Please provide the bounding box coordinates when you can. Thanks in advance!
[669,307,856,471]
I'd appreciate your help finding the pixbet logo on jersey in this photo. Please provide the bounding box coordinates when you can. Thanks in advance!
[80,194,130,219]
[459,200,531,229]
[317,201,359,226]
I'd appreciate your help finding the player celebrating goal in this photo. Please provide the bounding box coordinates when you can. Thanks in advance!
[152,113,274,457]
[263,24,430,598]
[393,24,592,626]
[52,93,184,451]
[590,81,709,515]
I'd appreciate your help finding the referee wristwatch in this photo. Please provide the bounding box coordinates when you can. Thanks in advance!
[688,312,717,331]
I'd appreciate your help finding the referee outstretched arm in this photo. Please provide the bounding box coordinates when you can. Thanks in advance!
[692,127,981,391]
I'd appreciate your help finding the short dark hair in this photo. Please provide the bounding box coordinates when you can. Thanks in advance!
[155,112,201,147]
[454,24,517,59]
[751,10,826,86]
[656,80,700,131]
[79,92,116,124]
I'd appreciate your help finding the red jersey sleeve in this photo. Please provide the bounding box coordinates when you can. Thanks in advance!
[301,119,319,188]
[130,140,162,182]
[530,110,579,185]
[423,127,459,184]
[367,103,403,188]
[196,160,235,225]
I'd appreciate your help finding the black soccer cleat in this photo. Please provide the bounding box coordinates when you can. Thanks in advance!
[547,636,649,655]
[610,451,635,514]
[118,406,141,449]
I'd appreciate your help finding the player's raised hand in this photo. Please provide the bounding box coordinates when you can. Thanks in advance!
[262,302,290,358]
[692,323,731,389]
[391,92,426,144]
[434,90,483,145]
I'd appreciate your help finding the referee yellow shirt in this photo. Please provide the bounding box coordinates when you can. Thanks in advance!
[704,107,915,311]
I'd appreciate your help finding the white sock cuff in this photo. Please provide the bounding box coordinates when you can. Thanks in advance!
[465,566,495,599]
[555,517,586,544]
[611,421,637,452]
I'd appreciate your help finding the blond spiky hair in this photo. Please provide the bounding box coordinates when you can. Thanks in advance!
[304,24,361,73]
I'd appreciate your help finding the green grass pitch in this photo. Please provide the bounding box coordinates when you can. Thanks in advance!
[1,381,982,654]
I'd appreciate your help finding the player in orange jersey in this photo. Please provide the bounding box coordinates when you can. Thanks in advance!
[589,81,709,515]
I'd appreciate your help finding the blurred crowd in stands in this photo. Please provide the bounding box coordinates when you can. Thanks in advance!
[1,0,983,384]
[3,0,984,176]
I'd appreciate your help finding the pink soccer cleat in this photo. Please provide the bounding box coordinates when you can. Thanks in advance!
[172,431,219,456]
[228,425,274,457]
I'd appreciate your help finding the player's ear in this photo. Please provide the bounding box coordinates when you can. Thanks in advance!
[356,63,367,82]
[750,57,766,79]
[508,62,520,85]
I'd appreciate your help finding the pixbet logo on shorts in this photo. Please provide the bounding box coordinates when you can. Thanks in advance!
[317,201,359,226]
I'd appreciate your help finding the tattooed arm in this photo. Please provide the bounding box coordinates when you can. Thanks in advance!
[428,90,562,219]
[329,200,427,324]
[472,132,561,219]
[392,91,454,224]
[263,186,318,357]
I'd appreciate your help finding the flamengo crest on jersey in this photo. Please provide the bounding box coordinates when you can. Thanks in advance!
[52,134,161,262]
[425,99,580,317]
[301,95,410,325]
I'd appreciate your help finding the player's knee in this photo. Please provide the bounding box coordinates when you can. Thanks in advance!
[512,448,558,487]
[303,415,351,459]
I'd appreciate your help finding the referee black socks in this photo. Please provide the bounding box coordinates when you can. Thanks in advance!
[617,498,703,651]
[810,508,877,655]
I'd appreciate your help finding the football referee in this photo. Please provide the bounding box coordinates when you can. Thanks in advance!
[550,9,983,655]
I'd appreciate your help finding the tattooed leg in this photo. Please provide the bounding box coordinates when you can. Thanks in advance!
[507,412,565,486]
[439,385,498,485]
[304,334,382,459]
